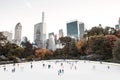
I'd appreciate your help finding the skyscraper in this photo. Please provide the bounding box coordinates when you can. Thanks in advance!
[48,32,56,50]
[34,12,46,48]
[14,22,22,45]
[67,20,84,40]
[48,32,54,39]
[59,29,64,38]
[79,22,85,39]
[115,17,120,30]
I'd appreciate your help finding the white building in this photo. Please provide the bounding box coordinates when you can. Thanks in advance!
[59,29,64,38]
[34,12,46,48]
[14,23,22,45]
[48,33,56,51]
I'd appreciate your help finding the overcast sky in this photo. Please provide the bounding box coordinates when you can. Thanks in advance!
[0,0,120,42]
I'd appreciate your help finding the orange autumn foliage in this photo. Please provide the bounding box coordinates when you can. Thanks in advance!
[76,39,87,54]
[35,49,53,59]
[105,35,117,48]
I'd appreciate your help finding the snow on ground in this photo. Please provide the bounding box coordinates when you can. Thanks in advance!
[0,59,120,80]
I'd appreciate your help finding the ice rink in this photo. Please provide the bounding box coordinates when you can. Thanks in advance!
[0,60,120,80]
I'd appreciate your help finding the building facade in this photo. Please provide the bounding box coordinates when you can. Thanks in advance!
[14,23,22,45]
[67,20,84,40]
[48,32,56,50]
[79,22,85,39]
[34,12,46,48]
[115,17,120,30]
[59,29,64,38]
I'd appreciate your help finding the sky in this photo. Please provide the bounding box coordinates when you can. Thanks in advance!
[0,0,120,42]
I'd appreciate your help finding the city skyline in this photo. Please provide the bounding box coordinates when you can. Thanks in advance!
[0,0,120,42]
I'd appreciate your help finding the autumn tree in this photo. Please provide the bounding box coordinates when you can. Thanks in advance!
[35,49,53,59]
[87,35,114,59]
[76,39,87,55]
[115,30,120,38]
[59,37,79,58]
[0,32,8,55]
[112,39,120,60]
[22,41,34,58]
[88,27,104,36]
[0,42,24,62]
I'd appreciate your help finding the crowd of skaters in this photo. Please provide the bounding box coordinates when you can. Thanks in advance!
[0,60,112,75]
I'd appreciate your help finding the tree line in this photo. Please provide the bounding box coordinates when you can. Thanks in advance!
[0,26,120,63]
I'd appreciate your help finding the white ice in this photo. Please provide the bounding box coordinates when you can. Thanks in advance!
[0,60,120,80]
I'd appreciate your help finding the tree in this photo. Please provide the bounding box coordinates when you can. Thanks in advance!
[115,30,120,38]
[105,35,117,48]
[2,42,24,58]
[113,39,120,60]
[88,27,104,36]
[22,41,34,58]
[76,39,87,55]
[87,35,113,59]
[69,40,79,57]
[0,32,8,55]
[35,49,53,59]
[59,37,79,58]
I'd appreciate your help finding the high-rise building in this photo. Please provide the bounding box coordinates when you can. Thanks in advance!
[48,32,54,39]
[67,20,84,40]
[79,22,85,39]
[1,31,12,42]
[34,12,46,48]
[59,29,64,38]
[14,22,22,45]
[115,17,120,30]
[48,32,56,50]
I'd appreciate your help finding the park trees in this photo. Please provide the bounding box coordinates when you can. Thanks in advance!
[59,37,79,58]
[82,26,118,60]
[21,41,34,58]
[0,32,8,55]
[76,39,87,55]
[3,42,24,59]
[35,49,53,59]
[87,27,104,36]
[112,39,120,60]
[86,35,117,60]
[88,36,110,54]
[20,37,34,58]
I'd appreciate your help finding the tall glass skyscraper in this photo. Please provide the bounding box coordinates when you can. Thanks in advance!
[34,12,46,48]
[67,20,84,40]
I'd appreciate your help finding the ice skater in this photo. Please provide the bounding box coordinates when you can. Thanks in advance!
[12,68,15,73]
[84,60,86,63]
[61,63,63,66]
[93,65,95,70]
[75,66,77,70]
[100,61,102,64]
[48,64,51,69]
[108,66,110,69]
[31,64,33,69]
[4,67,6,71]
[62,69,64,73]
[43,63,45,67]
